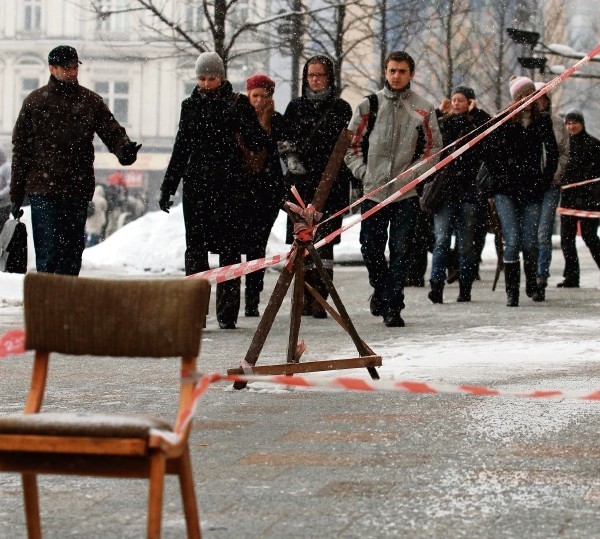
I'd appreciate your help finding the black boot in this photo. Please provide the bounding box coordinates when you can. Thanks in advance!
[524,258,537,298]
[532,278,547,302]
[428,280,444,304]
[504,261,520,307]
[457,279,472,302]
[244,289,260,317]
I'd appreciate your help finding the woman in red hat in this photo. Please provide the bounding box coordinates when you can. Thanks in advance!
[242,74,286,317]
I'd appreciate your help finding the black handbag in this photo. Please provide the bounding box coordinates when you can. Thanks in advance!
[419,169,448,213]
[0,218,27,274]
[476,163,495,198]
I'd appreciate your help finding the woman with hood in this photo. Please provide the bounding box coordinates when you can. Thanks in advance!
[280,55,353,318]
[159,52,267,330]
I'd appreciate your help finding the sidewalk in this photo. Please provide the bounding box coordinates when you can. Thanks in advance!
[0,245,599,538]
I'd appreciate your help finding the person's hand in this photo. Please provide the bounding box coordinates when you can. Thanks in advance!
[439,98,451,114]
[159,190,173,213]
[468,99,476,112]
[119,141,142,166]
[287,153,306,175]
[10,201,24,219]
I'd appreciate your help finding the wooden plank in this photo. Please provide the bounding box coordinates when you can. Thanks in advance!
[0,435,148,456]
[227,355,382,376]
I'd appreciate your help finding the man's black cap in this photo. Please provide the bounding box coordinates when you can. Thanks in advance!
[48,45,81,67]
[565,111,585,125]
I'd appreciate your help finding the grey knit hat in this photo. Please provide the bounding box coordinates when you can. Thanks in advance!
[195,52,225,77]
[452,85,475,101]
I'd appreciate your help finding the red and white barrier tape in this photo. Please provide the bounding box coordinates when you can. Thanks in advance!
[557,207,600,219]
[561,177,600,190]
[149,371,600,445]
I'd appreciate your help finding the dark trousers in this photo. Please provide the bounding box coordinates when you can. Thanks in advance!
[29,195,88,276]
[560,215,600,283]
[360,197,419,315]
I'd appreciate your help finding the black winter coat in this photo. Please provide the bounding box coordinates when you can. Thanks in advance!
[283,55,353,244]
[485,113,558,204]
[161,81,267,253]
[438,107,491,204]
[561,129,600,210]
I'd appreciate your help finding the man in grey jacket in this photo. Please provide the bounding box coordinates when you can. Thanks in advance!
[345,50,442,327]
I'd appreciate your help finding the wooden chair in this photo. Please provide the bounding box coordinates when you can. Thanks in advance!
[0,273,210,538]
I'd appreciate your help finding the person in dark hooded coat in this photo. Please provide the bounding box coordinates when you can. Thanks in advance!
[159,52,268,329]
[280,55,353,318]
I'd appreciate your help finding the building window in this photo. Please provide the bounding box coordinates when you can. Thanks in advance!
[184,3,203,31]
[20,77,40,102]
[95,81,129,124]
[23,0,42,32]
[96,0,130,33]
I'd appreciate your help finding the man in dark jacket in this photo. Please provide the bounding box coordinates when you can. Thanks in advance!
[557,111,600,287]
[11,45,140,276]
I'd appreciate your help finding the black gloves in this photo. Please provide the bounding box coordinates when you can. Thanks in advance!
[11,201,24,219]
[159,190,173,213]
[119,141,142,166]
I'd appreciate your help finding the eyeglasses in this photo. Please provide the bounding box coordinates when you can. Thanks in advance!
[307,73,327,78]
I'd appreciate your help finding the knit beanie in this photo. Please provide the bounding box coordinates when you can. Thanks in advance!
[452,85,475,101]
[246,74,276,95]
[195,52,225,78]
[509,75,535,100]
[565,111,585,125]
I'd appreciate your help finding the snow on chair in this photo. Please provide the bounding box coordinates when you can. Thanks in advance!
[0,273,210,538]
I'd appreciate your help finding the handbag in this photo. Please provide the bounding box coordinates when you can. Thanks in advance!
[0,217,27,273]
[476,162,495,198]
[235,133,268,175]
[419,169,448,213]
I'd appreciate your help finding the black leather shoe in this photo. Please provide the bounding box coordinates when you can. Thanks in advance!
[369,292,384,316]
[245,307,259,317]
[383,314,405,327]
[556,280,579,288]
[218,321,237,329]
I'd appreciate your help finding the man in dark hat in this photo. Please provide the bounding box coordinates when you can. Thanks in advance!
[10,45,141,275]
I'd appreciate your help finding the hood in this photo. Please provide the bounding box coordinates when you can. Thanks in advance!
[301,55,337,98]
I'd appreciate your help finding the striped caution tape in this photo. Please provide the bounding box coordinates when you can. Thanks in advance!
[556,207,600,219]
[561,177,600,190]
[146,371,600,445]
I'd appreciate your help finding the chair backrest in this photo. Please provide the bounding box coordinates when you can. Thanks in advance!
[24,273,210,358]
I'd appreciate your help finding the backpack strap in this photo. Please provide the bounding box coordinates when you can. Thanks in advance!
[361,93,379,164]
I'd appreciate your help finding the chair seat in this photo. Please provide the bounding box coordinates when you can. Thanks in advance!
[0,412,172,439]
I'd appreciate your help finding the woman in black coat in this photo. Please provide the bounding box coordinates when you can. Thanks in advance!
[280,55,353,318]
[242,74,286,317]
[159,52,267,329]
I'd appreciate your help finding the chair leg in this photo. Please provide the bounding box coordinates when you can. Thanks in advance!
[178,448,201,539]
[148,452,166,539]
[22,473,41,539]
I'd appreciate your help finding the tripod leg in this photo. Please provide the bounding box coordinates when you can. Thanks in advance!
[287,260,305,364]
[306,244,379,380]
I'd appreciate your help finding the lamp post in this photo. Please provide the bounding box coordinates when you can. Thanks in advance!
[507,28,600,79]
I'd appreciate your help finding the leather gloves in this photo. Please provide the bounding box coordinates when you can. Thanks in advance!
[159,190,173,213]
[11,201,24,219]
[119,141,142,166]
[277,140,306,176]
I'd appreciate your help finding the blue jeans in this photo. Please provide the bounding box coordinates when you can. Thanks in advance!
[30,195,88,275]
[360,197,419,315]
[431,201,478,284]
[537,186,560,279]
[493,194,540,263]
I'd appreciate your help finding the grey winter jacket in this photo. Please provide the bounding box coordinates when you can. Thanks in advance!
[0,147,9,208]
[345,85,442,203]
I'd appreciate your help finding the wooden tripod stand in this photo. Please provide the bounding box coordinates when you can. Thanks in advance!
[229,129,381,389]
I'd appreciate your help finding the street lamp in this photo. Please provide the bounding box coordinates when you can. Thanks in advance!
[507,28,600,78]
